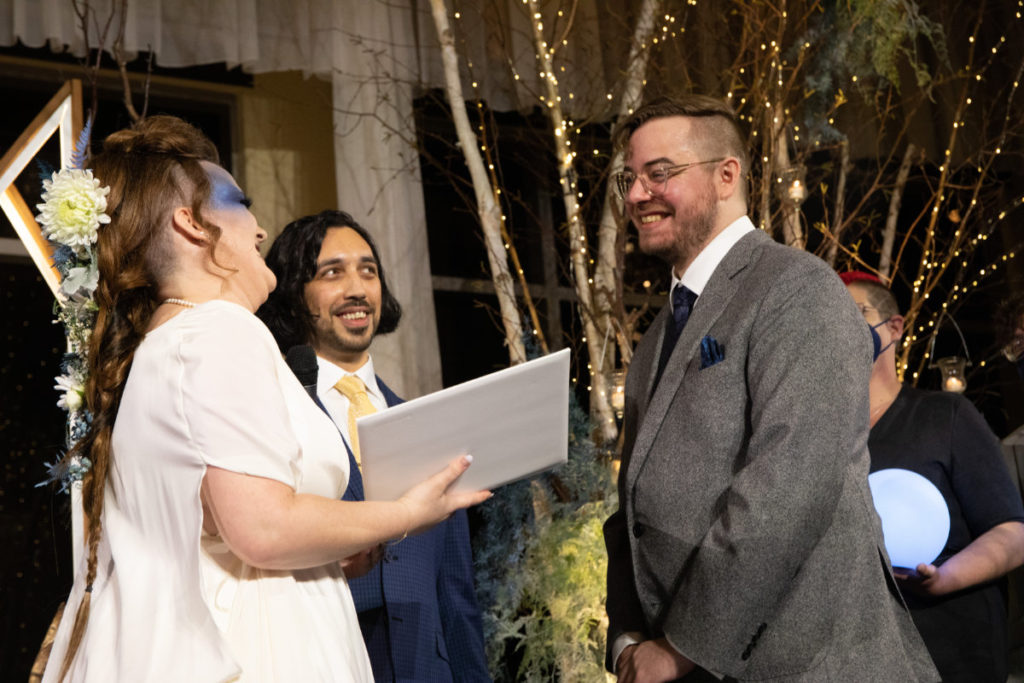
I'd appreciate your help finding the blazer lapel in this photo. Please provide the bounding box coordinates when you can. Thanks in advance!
[626,230,766,492]
[636,305,672,416]
[341,432,365,501]
[376,376,403,408]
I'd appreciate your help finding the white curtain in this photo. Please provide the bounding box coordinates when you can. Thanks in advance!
[322,0,442,398]
[0,0,627,396]
[0,0,625,109]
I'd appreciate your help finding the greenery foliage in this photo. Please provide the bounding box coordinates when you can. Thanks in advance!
[474,388,616,681]
[786,0,949,146]
[845,0,949,90]
[514,498,617,682]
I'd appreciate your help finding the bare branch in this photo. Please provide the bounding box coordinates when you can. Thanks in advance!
[526,0,618,442]
[594,0,662,374]
[878,143,919,283]
[826,139,850,267]
[428,0,526,364]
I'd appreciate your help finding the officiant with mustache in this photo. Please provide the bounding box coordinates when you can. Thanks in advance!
[258,210,489,683]
[602,96,938,682]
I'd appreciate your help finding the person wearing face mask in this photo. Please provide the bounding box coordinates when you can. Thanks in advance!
[842,271,1024,683]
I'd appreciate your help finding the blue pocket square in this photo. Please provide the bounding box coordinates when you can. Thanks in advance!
[700,335,725,369]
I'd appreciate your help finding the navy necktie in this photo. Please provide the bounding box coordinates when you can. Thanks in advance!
[653,284,698,391]
[671,284,698,335]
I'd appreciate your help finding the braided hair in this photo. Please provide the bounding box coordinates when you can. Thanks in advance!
[56,115,221,680]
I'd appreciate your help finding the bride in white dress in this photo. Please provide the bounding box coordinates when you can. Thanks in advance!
[41,115,488,683]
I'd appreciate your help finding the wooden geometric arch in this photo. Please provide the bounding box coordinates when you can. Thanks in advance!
[0,81,87,574]
[0,80,83,299]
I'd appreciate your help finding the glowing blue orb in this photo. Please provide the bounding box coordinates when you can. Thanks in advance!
[868,468,950,569]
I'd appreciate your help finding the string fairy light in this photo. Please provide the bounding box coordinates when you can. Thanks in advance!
[446,4,552,349]
[888,4,1022,383]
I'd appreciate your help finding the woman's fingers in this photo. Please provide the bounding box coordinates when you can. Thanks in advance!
[402,455,491,536]
[449,489,493,509]
[433,456,490,509]
[429,454,474,490]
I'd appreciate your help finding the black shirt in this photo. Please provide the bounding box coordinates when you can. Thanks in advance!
[869,385,1024,682]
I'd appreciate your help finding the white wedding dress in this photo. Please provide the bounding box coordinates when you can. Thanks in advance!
[43,300,373,682]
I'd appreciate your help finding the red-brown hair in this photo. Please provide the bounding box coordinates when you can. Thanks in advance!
[56,115,220,680]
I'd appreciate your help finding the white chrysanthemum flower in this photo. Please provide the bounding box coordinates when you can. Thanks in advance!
[36,169,111,255]
[54,374,85,412]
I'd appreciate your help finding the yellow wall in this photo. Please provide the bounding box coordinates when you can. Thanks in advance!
[0,57,336,253]
[237,71,336,245]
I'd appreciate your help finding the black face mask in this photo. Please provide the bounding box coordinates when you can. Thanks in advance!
[869,318,894,362]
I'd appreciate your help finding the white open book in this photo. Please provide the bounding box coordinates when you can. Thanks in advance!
[358,348,570,500]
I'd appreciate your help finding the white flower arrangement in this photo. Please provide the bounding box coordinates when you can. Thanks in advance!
[36,168,110,257]
[54,373,86,412]
[37,121,106,490]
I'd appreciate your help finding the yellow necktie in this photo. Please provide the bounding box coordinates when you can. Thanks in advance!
[333,375,378,467]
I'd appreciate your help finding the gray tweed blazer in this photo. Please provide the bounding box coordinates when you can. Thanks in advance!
[604,228,938,681]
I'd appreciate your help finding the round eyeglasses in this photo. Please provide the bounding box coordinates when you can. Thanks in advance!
[614,158,724,199]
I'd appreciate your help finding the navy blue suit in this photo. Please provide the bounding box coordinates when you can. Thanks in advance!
[338,378,490,683]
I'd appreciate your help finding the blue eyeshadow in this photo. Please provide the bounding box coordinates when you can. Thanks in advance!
[209,177,250,211]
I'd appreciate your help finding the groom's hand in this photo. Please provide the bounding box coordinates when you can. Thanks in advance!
[616,638,695,683]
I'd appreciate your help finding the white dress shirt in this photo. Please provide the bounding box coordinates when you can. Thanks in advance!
[670,214,756,303]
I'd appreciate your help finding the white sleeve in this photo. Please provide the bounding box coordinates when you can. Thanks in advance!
[176,305,300,488]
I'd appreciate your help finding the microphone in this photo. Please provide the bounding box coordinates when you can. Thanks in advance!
[285,344,319,401]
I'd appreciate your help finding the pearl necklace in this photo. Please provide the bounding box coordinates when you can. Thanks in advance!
[163,298,198,308]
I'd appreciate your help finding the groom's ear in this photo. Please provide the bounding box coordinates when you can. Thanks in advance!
[716,157,742,202]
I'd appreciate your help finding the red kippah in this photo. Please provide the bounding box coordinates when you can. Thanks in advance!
[838,271,884,286]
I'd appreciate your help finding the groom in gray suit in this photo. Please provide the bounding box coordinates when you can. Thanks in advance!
[603,96,938,682]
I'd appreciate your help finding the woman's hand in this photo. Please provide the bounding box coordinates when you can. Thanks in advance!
[339,544,385,579]
[202,458,490,570]
[893,563,946,596]
[396,456,491,538]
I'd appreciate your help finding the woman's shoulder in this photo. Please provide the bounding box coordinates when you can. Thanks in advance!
[170,300,274,341]
[144,300,281,370]
[897,385,984,431]
[190,299,264,326]
[900,384,965,410]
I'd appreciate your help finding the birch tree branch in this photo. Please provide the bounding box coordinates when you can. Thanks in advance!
[594,0,662,372]
[526,0,616,441]
[826,139,849,268]
[429,0,526,364]
[878,142,917,283]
